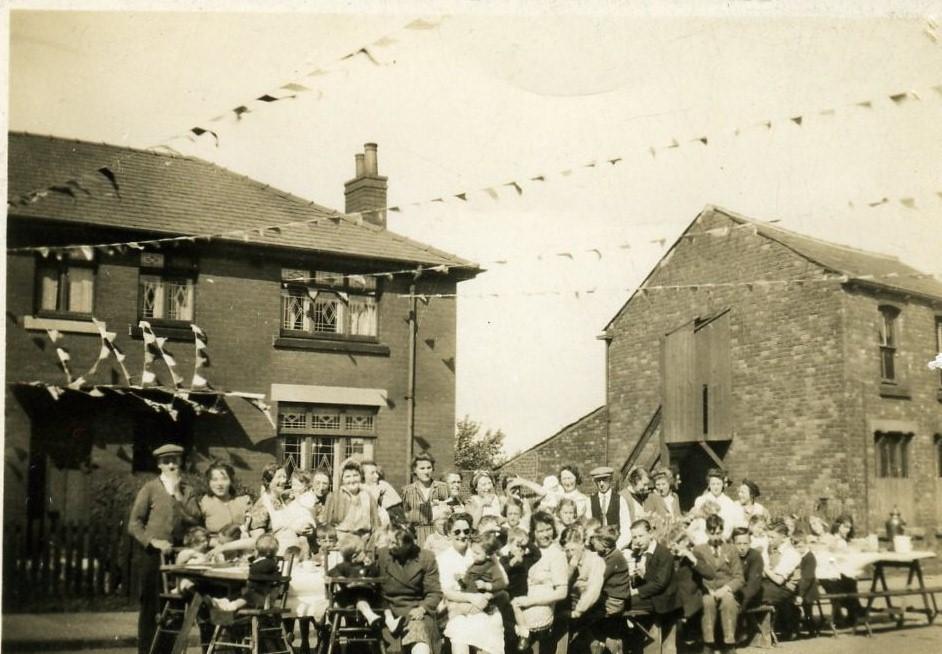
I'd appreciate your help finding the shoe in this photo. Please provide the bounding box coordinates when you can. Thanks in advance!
[384,610,403,635]
[516,636,531,652]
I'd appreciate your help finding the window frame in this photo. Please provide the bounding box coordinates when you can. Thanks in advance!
[137,254,198,326]
[874,431,912,479]
[277,402,377,488]
[878,305,901,383]
[279,269,380,342]
[35,256,97,319]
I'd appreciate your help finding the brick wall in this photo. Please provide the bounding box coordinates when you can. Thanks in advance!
[498,406,607,494]
[4,235,463,522]
[841,286,942,534]
[605,208,853,518]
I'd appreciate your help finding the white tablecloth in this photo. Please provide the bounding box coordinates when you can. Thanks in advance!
[813,548,935,580]
[286,563,328,619]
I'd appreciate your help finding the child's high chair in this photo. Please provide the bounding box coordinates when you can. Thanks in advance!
[205,552,295,654]
[317,547,386,654]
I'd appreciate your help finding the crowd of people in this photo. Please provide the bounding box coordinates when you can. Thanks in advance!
[130,443,862,654]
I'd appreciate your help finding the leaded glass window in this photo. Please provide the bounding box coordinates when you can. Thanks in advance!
[279,269,379,338]
[139,274,194,322]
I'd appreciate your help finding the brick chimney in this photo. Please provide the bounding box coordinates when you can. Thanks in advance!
[344,143,388,228]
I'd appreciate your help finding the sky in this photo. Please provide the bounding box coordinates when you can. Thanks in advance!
[7,2,942,457]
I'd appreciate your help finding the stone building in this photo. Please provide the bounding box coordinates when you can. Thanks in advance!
[500,205,942,537]
[5,133,478,526]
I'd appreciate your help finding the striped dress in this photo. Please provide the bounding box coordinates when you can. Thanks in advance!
[400,480,450,547]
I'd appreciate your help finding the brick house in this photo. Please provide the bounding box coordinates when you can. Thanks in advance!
[500,205,942,537]
[5,133,479,527]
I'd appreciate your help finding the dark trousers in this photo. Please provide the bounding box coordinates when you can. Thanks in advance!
[135,544,162,654]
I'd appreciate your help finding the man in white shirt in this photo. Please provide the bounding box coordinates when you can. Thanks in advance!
[587,466,632,549]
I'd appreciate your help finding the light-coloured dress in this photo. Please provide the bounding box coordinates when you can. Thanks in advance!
[437,546,506,654]
[522,542,569,630]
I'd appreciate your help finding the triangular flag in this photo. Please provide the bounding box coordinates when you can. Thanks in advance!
[790,116,803,126]
[455,193,467,201]
[900,198,916,208]
[484,188,499,201]
[504,181,523,195]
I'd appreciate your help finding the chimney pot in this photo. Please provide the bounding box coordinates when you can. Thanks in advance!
[364,143,378,176]
[345,143,388,229]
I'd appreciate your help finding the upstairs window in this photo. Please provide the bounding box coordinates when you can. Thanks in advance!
[36,254,96,316]
[138,252,196,323]
[281,269,378,339]
[878,305,900,382]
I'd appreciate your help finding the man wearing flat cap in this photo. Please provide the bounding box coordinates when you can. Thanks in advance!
[128,443,201,654]
[588,466,631,549]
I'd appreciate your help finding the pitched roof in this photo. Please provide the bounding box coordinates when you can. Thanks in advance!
[603,204,942,332]
[7,132,478,271]
[497,405,606,470]
[715,205,942,301]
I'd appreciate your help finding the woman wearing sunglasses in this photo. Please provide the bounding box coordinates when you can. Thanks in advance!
[437,512,507,654]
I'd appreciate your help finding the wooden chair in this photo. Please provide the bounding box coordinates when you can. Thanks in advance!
[206,553,295,654]
[316,573,386,654]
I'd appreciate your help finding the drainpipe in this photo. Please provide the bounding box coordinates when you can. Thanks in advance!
[405,282,417,483]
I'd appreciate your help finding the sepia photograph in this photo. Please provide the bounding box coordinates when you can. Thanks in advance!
[3,1,942,653]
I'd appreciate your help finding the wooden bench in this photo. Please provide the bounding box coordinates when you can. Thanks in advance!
[740,604,777,648]
[622,609,679,654]
[815,586,942,637]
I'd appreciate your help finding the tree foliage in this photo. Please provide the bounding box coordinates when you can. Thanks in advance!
[454,415,507,470]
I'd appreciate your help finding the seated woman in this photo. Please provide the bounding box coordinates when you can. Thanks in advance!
[819,514,864,627]
[437,512,506,654]
[376,524,443,654]
[510,511,569,654]
[199,462,253,545]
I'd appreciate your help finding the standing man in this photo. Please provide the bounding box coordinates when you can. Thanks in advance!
[695,515,744,653]
[588,466,631,549]
[128,443,201,654]
[619,467,650,527]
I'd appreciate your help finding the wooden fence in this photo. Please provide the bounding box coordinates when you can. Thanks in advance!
[2,521,137,611]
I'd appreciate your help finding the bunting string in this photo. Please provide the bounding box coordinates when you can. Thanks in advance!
[7,84,942,266]
[14,319,276,429]
[387,271,940,301]
[9,17,446,208]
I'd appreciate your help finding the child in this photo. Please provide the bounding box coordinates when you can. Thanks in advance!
[327,538,399,632]
[588,526,632,652]
[749,514,770,566]
[175,526,211,594]
[538,475,562,512]
[266,470,318,556]
[423,504,453,555]
[312,524,340,568]
[477,514,503,538]
[211,534,281,612]
[212,525,247,563]
[459,531,509,613]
